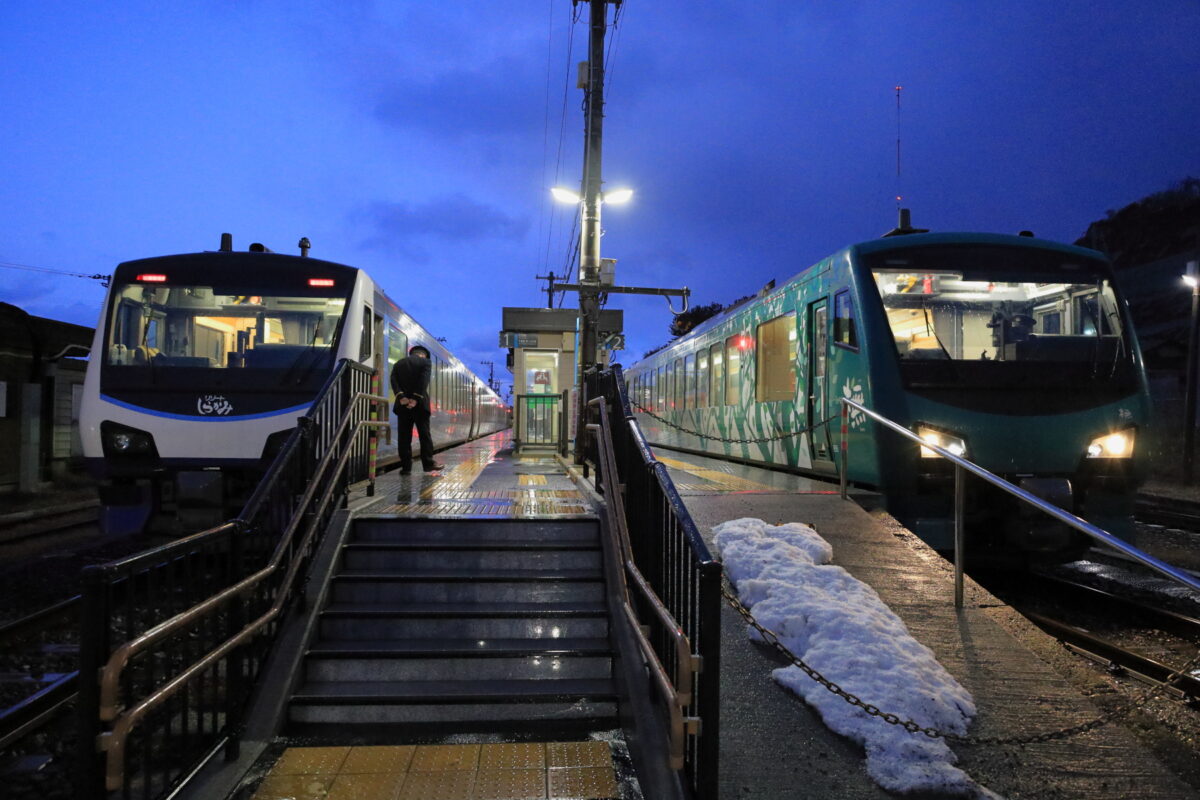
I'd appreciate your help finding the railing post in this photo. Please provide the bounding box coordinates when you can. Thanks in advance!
[224,523,246,761]
[954,464,965,610]
[839,401,849,500]
[76,565,108,800]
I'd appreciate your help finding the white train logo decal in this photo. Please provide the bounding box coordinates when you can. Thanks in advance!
[197,394,234,416]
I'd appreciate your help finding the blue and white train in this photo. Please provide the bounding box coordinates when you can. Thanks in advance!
[80,236,508,533]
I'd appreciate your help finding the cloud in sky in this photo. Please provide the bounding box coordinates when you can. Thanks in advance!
[358,195,530,262]
[0,0,1198,383]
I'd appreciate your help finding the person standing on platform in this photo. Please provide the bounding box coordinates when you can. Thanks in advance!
[390,344,444,474]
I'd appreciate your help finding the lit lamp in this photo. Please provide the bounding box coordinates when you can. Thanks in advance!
[1184,260,1199,482]
[549,187,634,205]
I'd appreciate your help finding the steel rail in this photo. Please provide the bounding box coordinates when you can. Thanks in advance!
[840,398,1200,605]
[1023,611,1200,699]
[587,398,699,770]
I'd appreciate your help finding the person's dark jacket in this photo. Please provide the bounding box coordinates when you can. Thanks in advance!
[391,355,432,414]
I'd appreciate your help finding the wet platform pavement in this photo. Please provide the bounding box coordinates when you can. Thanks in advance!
[651,447,1196,799]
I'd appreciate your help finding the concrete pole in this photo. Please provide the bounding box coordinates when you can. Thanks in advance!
[18,382,42,492]
[1183,260,1200,483]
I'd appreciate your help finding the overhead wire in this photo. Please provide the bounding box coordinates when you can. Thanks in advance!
[0,259,110,285]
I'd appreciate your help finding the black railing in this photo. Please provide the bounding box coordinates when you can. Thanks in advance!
[585,366,722,800]
[77,360,381,800]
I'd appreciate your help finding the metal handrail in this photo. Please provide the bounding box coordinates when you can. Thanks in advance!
[96,395,387,790]
[587,397,699,770]
[839,397,1200,608]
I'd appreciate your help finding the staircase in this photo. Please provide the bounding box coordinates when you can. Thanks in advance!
[288,517,618,730]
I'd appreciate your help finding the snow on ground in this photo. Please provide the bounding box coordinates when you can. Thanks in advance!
[713,517,1001,799]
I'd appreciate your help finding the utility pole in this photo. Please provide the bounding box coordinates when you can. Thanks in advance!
[535,271,559,308]
[576,0,611,381]
[480,360,497,393]
[559,0,689,464]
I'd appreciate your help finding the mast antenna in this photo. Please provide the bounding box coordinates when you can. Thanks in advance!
[895,84,903,212]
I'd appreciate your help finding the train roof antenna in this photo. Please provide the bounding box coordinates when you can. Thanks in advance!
[895,85,903,214]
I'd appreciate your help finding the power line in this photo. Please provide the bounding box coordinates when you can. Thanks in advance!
[0,259,110,286]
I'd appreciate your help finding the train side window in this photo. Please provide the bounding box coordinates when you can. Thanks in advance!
[676,359,686,410]
[833,290,858,351]
[696,348,709,407]
[388,326,407,370]
[359,305,372,360]
[725,335,744,405]
[710,343,724,406]
[684,353,695,409]
[656,365,665,411]
[756,314,797,402]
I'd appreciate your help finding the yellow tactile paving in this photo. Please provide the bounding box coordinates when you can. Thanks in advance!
[327,771,406,800]
[478,742,547,770]
[252,773,335,800]
[654,455,780,492]
[398,770,476,800]
[410,744,481,771]
[547,767,618,799]
[254,743,620,800]
[472,769,547,799]
[519,475,549,486]
[269,746,350,775]
[546,741,611,769]
[341,745,416,774]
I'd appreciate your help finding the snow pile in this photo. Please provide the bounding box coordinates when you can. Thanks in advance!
[714,518,1000,798]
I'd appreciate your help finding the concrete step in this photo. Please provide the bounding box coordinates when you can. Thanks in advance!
[352,517,599,544]
[288,678,619,725]
[304,638,613,682]
[340,542,601,572]
[319,602,609,640]
[330,571,604,604]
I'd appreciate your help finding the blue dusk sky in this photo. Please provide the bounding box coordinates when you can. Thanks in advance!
[2,1,1198,396]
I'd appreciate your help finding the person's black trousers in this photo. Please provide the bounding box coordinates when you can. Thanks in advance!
[396,407,436,470]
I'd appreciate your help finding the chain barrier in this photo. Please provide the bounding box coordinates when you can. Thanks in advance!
[631,403,839,445]
[720,575,1200,746]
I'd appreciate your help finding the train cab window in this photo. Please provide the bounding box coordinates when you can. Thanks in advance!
[696,349,710,407]
[684,354,696,409]
[833,290,858,350]
[725,335,745,405]
[710,343,724,406]
[359,305,372,360]
[756,314,797,402]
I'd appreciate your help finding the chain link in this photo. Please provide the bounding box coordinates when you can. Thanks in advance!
[631,403,840,445]
[720,575,1200,745]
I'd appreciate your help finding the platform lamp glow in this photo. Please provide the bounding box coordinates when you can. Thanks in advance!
[1183,260,1200,483]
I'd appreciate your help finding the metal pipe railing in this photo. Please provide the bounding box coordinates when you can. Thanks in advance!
[839,397,1200,608]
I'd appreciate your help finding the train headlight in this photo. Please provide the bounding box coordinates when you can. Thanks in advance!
[1086,429,1134,459]
[100,421,158,458]
[917,426,967,459]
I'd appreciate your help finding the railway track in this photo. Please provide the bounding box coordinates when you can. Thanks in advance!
[1010,571,1200,701]
[0,596,80,752]
[1136,494,1200,532]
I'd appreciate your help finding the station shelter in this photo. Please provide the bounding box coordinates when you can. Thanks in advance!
[500,307,622,455]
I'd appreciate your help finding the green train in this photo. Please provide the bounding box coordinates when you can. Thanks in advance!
[625,230,1149,558]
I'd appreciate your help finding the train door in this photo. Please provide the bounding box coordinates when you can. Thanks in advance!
[807,298,833,467]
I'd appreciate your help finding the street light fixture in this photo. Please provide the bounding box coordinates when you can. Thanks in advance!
[1183,260,1200,483]
[550,187,633,205]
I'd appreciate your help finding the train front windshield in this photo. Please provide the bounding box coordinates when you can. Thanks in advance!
[868,245,1137,393]
[103,276,349,378]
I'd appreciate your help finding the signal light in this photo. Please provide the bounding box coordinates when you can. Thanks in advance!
[136,274,167,282]
[308,278,335,287]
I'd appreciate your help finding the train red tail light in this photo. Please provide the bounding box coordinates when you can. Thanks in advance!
[136,274,168,282]
[308,278,335,287]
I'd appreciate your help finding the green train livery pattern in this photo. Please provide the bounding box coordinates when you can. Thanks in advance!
[626,231,1150,558]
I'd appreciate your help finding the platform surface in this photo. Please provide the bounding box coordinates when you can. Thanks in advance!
[653,447,1196,799]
